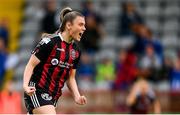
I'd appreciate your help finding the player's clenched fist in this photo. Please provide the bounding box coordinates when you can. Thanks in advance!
[75,95,87,105]
[24,86,36,96]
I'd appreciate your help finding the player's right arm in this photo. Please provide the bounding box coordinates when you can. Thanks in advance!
[23,54,40,96]
[23,37,52,96]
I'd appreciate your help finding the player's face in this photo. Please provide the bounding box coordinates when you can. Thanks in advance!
[69,16,86,41]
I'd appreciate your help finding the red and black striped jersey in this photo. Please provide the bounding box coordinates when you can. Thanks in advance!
[30,33,81,100]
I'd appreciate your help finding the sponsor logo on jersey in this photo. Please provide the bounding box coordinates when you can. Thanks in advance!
[51,58,59,65]
[39,37,51,45]
[58,60,73,69]
[41,93,52,101]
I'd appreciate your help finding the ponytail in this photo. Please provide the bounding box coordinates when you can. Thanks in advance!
[60,7,72,22]
[59,7,84,32]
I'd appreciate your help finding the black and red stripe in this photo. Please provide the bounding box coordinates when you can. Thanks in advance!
[48,49,61,94]
[38,44,58,89]
[54,42,70,99]
[54,43,74,99]
[50,41,66,97]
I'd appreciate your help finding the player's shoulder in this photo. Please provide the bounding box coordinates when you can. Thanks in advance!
[41,33,58,38]
[40,33,60,44]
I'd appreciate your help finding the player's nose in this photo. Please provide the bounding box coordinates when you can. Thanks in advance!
[82,26,86,31]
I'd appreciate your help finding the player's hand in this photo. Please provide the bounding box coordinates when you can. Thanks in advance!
[24,86,36,96]
[75,95,87,105]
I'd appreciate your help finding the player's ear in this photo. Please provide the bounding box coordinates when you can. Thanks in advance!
[66,22,72,30]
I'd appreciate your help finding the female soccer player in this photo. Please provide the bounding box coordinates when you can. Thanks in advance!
[23,7,87,114]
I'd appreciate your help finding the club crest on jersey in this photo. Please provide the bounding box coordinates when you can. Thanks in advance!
[51,58,59,65]
[41,93,52,101]
[70,49,76,60]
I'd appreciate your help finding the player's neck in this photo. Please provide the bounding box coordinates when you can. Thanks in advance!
[61,31,73,43]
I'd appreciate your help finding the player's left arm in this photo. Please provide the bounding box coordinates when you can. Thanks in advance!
[66,69,87,105]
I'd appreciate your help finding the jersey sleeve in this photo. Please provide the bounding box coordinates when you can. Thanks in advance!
[31,37,53,62]
[72,51,81,69]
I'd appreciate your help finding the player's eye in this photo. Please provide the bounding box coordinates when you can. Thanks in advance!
[79,23,84,26]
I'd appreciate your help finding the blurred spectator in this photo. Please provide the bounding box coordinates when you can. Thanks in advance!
[96,56,115,90]
[170,56,180,91]
[114,51,138,90]
[115,49,128,73]
[81,0,103,26]
[160,56,173,81]
[0,18,9,48]
[41,0,58,34]
[139,44,162,82]
[0,80,22,113]
[132,24,163,60]
[140,44,162,69]
[117,2,144,37]
[126,78,161,114]
[77,52,95,90]
[0,37,7,88]
[81,0,105,53]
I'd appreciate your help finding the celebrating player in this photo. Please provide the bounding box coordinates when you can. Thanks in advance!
[23,7,87,114]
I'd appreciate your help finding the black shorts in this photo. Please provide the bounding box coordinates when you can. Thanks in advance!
[24,88,58,114]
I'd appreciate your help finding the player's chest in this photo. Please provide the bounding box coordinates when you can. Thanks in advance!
[47,45,79,69]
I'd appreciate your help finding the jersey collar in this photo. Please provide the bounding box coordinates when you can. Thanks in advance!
[58,33,64,41]
[58,33,74,44]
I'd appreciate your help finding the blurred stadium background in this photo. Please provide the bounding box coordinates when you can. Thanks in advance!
[0,0,180,114]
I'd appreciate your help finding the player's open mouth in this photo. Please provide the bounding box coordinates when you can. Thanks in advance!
[79,33,83,37]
